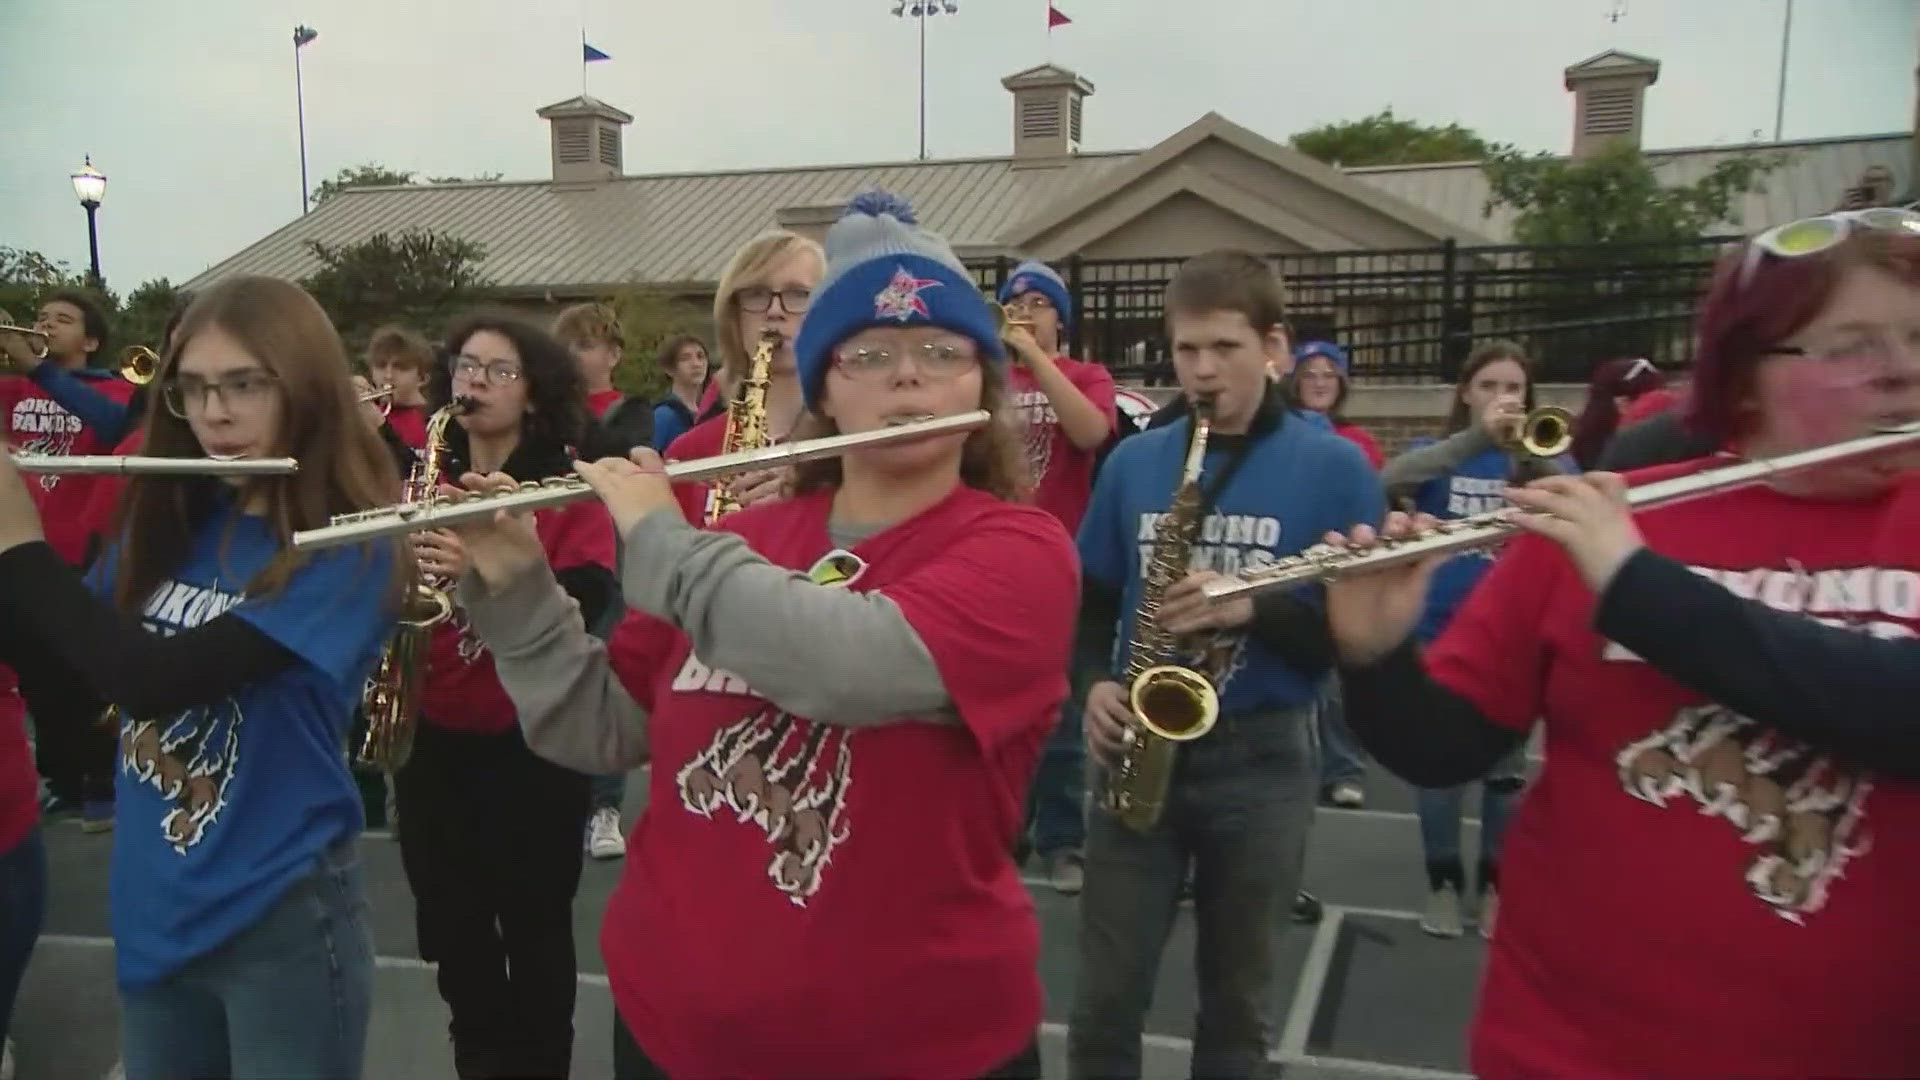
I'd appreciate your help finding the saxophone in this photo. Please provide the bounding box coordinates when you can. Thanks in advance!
[356,396,472,770]
[704,329,781,525]
[1102,395,1223,832]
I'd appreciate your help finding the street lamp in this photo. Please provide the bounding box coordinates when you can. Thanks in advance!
[888,1,960,161]
[70,156,106,289]
[294,24,319,214]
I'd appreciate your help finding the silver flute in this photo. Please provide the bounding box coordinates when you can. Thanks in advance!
[291,410,993,550]
[10,453,301,476]
[1201,420,1920,603]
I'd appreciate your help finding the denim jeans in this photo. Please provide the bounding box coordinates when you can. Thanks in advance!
[1314,680,1367,788]
[118,838,374,1080]
[0,825,46,1047]
[590,771,626,811]
[1414,745,1528,876]
[1026,700,1087,860]
[1069,704,1317,1080]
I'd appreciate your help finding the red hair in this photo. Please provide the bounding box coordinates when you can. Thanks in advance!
[1571,357,1669,467]
[1687,231,1920,446]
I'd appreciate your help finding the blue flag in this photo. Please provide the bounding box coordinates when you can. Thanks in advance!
[584,41,611,62]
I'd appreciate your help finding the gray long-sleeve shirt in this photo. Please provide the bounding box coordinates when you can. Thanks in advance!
[1380,427,1501,504]
[458,508,952,776]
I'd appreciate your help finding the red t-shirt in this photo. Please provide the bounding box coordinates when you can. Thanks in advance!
[662,412,757,526]
[1426,460,1920,1079]
[1332,421,1384,468]
[588,388,624,420]
[0,663,32,855]
[597,485,1075,1077]
[3,372,139,564]
[1009,358,1115,533]
[385,405,428,451]
[421,499,616,735]
[1621,387,1680,426]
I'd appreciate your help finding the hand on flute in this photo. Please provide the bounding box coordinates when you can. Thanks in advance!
[1321,510,1446,667]
[1502,472,1644,593]
[574,448,679,538]
[438,474,546,592]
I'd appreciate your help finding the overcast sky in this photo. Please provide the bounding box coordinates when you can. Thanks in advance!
[1,0,1912,291]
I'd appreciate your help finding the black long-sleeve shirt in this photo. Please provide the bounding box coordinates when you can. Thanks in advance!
[1337,547,1920,787]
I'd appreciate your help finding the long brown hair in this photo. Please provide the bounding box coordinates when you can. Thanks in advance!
[111,276,408,615]
[788,362,1030,501]
[1444,340,1536,433]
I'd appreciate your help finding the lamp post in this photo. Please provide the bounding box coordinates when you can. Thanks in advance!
[888,1,959,161]
[294,25,318,214]
[70,156,106,289]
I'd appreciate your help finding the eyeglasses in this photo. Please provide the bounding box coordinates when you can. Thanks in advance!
[162,371,281,418]
[1739,208,1920,287]
[451,356,523,384]
[1766,325,1920,365]
[832,342,979,380]
[735,286,812,314]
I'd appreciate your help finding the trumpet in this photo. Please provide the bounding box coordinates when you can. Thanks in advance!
[8,452,300,476]
[1199,420,1920,603]
[359,385,396,417]
[121,345,159,385]
[0,311,49,368]
[1497,405,1575,459]
[292,410,992,550]
[989,300,1034,341]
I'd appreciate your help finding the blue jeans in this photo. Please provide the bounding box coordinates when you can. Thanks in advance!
[1414,746,1527,878]
[590,771,626,811]
[1026,700,1087,859]
[0,825,46,1047]
[118,839,375,1080]
[1314,680,1366,788]
[1069,705,1318,1080]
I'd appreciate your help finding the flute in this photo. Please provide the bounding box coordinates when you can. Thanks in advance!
[10,453,301,476]
[291,410,992,550]
[1200,421,1920,603]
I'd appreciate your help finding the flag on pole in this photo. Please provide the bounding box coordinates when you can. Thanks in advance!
[1047,4,1071,29]
[584,41,611,62]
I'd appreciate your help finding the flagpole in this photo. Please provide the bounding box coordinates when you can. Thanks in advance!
[581,29,588,94]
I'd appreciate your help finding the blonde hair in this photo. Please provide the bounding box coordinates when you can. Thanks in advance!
[551,302,624,350]
[789,362,1031,502]
[712,230,825,385]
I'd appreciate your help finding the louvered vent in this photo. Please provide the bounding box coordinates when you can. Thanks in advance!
[1584,87,1635,135]
[1022,98,1062,140]
[1070,96,1083,144]
[598,122,621,169]
[556,120,592,163]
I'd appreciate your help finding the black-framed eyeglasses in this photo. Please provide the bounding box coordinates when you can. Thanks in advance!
[735,286,812,314]
[161,370,282,419]
[831,341,979,380]
[450,356,524,384]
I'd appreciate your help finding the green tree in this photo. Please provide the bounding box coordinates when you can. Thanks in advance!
[301,229,488,350]
[1474,141,1783,377]
[1290,108,1508,167]
[0,246,83,327]
[605,285,712,401]
[311,164,509,206]
[118,278,183,355]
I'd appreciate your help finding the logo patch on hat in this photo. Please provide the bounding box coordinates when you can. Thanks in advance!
[874,265,942,322]
[1010,274,1033,294]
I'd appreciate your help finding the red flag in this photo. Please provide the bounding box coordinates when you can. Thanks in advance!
[1048,4,1071,28]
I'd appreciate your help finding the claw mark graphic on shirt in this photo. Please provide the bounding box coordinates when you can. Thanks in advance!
[119,700,244,852]
[676,710,853,906]
[1616,704,1872,924]
[1013,390,1058,486]
[452,610,487,663]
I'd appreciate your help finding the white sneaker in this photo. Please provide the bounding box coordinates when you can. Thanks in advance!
[1421,885,1465,938]
[586,806,626,859]
[2,1036,16,1080]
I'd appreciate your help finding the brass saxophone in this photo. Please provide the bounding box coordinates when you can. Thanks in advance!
[1103,395,1223,832]
[704,328,782,525]
[356,396,472,770]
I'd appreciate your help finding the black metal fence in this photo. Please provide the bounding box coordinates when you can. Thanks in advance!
[969,235,1741,385]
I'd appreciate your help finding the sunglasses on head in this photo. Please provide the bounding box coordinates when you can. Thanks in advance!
[1739,207,1920,287]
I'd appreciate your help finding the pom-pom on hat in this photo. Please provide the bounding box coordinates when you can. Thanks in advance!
[793,189,1005,411]
[997,259,1073,330]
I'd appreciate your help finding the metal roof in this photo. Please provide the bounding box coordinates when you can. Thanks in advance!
[184,130,1912,294]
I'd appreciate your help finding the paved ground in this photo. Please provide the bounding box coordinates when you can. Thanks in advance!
[15,767,1498,1080]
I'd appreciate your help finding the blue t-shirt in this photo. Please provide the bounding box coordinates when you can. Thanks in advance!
[651,396,698,452]
[1406,439,1578,642]
[1078,413,1384,714]
[88,499,397,987]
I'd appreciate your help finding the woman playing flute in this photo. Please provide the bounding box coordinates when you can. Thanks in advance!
[1326,212,1920,1078]
[447,191,1072,1079]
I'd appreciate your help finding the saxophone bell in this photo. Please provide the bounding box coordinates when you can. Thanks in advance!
[1128,664,1219,742]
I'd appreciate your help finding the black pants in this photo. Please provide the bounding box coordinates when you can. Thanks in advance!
[613,1011,1044,1080]
[395,721,591,1080]
[19,665,114,806]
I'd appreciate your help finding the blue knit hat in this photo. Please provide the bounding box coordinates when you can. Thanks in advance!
[793,190,1004,410]
[1294,340,1350,378]
[996,259,1073,330]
